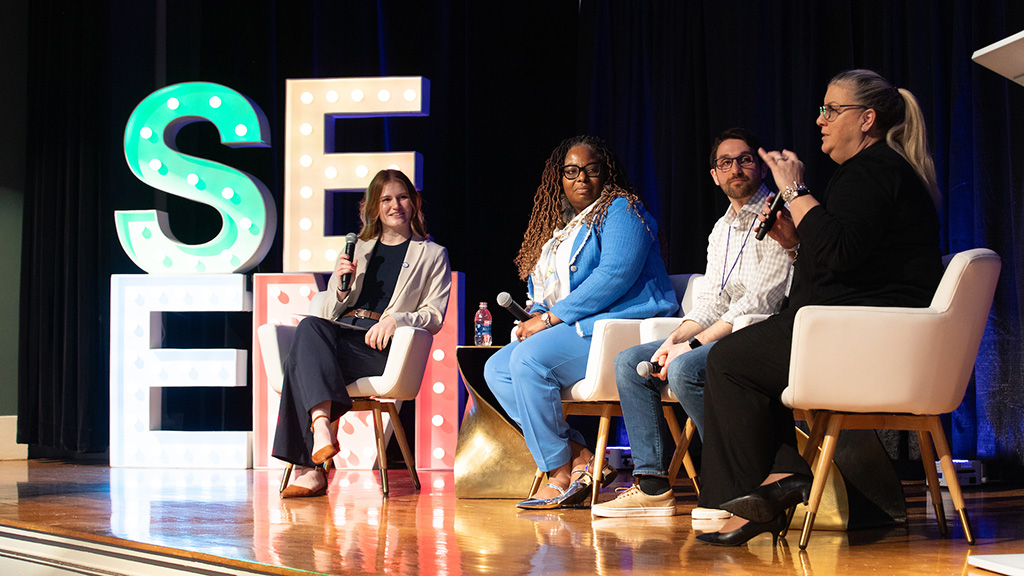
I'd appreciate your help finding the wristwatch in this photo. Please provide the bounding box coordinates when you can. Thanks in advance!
[781,183,810,204]
[688,337,703,349]
[541,312,553,328]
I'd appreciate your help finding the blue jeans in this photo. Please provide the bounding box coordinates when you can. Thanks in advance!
[614,340,713,476]
[483,323,590,471]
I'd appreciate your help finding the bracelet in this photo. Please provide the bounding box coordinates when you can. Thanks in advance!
[781,182,810,204]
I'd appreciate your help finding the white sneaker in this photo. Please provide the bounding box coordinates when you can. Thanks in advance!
[591,484,677,518]
[690,506,732,520]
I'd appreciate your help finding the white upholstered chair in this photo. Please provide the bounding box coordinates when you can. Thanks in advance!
[522,273,703,506]
[783,248,1000,548]
[257,291,433,496]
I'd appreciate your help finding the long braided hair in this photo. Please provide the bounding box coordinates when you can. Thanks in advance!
[514,135,652,281]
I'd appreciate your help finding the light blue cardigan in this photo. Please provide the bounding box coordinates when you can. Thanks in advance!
[528,196,678,336]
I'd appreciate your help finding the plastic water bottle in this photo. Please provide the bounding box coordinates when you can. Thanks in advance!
[474,302,493,346]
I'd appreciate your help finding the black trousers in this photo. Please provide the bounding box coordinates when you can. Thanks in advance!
[697,308,813,509]
[271,316,389,467]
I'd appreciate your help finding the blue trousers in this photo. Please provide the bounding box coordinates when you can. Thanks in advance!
[614,340,713,477]
[483,323,591,471]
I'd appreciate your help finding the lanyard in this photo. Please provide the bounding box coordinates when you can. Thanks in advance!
[720,215,756,295]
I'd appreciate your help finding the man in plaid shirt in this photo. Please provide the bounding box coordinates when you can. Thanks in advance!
[593,128,793,519]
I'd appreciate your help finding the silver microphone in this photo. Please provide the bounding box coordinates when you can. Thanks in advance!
[497,291,531,322]
[636,361,662,378]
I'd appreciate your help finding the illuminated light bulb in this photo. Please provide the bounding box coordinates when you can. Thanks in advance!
[325,249,338,262]
[299,123,313,136]
[149,159,162,171]
[186,173,199,186]
[432,349,446,361]
[300,91,313,104]
[324,166,338,179]
[351,89,364,102]
[431,415,444,427]
[209,96,222,108]
[388,163,401,170]
[299,155,312,167]
[326,90,339,103]
[339,447,351,458]
[433,478,446,489]
[356,165,369,178]
[432,382,445,394]
[221,187,234,200]
[433,448,446,460]
[299,285,312,297]
[140,127,153,139]
[377,89,391,102]
[166,97,180,110]
[404,89,417,101]
[299,218,312,231]
[299,249,312,261]
[300,186,313,199]
[220,249,234,261]
[240,218,253,231]
[234,124,247,137]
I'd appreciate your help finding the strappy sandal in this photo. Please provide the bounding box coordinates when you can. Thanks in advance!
[516,479,591,510]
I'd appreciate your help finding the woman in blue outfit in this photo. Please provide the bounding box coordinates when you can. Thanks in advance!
[484,135,677,509]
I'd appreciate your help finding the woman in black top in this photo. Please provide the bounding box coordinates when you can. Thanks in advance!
[273,169,451,498]
[696,70,943,546]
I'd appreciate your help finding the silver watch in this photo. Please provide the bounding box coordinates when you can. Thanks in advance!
[781,183,809,204]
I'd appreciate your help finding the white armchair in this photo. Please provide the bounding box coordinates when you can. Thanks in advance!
[784,248,1000,548]
[257,291,433,496]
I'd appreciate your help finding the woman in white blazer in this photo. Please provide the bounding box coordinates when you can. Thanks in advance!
[274,169,451,498]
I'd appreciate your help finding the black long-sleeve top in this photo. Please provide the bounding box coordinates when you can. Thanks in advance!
[789,141,943,310]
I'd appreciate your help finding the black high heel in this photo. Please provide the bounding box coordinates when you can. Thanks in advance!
[718,474,812,524]
[696,512,788,547]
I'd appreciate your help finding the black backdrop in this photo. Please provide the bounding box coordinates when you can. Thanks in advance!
[18,1,1024,474]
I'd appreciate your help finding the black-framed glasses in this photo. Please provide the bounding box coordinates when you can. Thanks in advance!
[714,153,757,172]
[818,104,868,121]
[562,162,603,179]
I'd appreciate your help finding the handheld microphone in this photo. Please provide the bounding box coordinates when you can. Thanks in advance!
[339,233,358,291]
[636,361,662,378]
[497,292,531,322]
[755,192,788,241]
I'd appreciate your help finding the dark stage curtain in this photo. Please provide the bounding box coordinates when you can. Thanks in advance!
[19,0,1024,471]
[577,0,1024,472]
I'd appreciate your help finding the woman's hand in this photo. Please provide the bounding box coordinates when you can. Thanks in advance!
[758,147,805,190]
[365,315,397,350]
[515,311,556,341]
[760,197,800,249]
[333,253,356,301]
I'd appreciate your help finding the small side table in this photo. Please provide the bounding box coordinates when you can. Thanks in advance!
[453,346,538,498]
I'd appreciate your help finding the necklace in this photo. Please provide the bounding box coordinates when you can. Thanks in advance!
[720,215,756,295]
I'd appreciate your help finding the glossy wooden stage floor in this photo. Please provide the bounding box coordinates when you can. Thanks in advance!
[0,460,1022,575]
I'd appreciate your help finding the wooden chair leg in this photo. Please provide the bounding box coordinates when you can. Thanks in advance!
[385,402,420,491]
[799,414,843,550]
[665,409,700,495]
[928,416,975,544]
[279,463,293,493]
[916,429,947,536]
[371,403,390,496]
[528,470,545,498]
[591,405,613,506]
[784,411,829,538]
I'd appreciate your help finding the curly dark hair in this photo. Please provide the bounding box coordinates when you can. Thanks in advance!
[514,135,652,280]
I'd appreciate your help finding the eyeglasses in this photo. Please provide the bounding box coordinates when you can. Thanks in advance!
[562,162,603,179]
[818,104,868,121]
[714,153,757,172]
